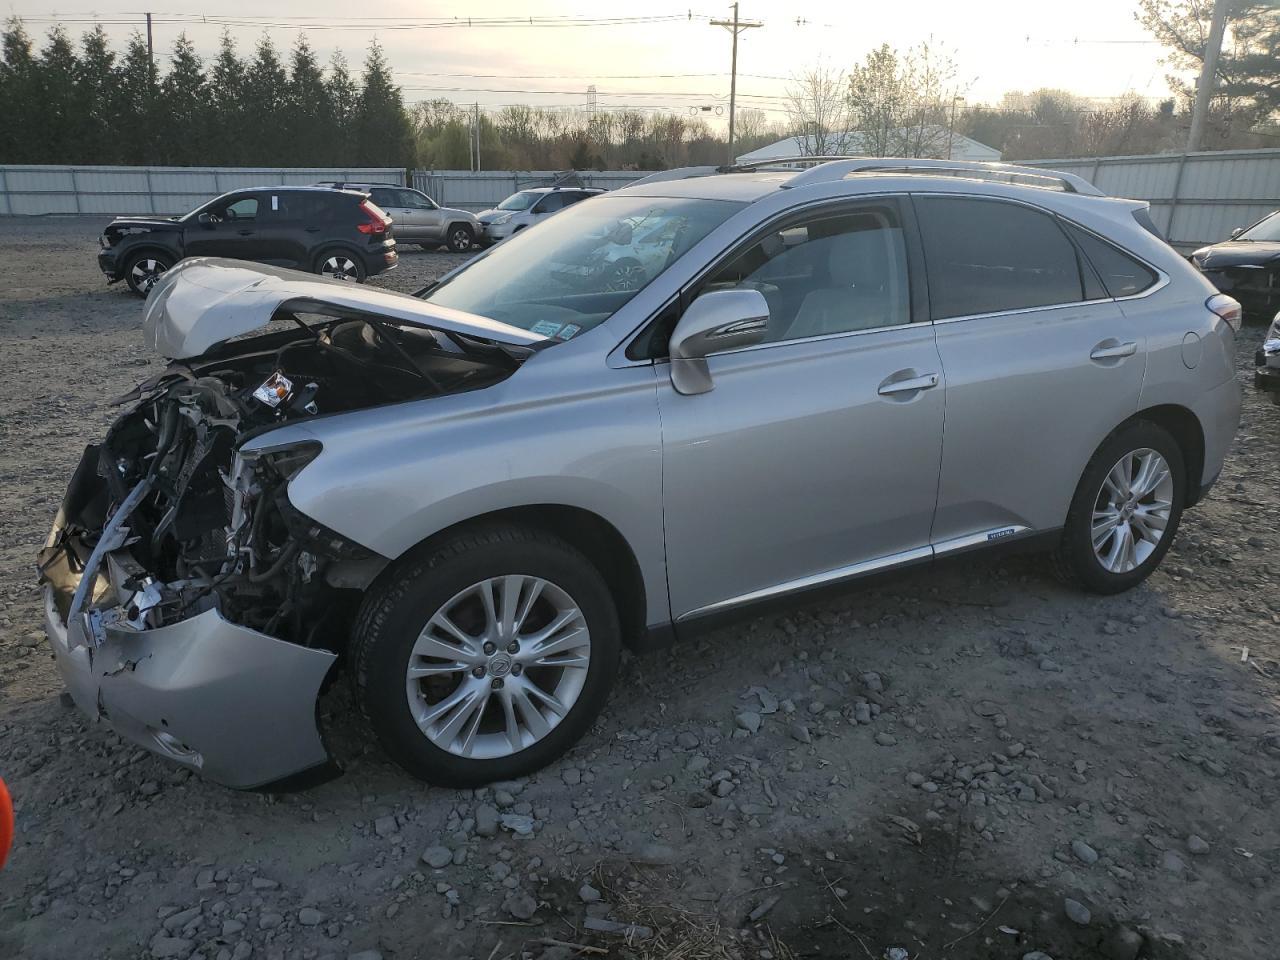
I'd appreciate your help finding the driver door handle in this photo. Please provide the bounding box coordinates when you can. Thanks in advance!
[877,372,939,396]
[1090,339,1137,361]
[237,229,255,236]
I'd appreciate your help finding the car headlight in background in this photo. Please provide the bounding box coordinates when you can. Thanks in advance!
[490,214,514,226]
[1268,311,1280,341]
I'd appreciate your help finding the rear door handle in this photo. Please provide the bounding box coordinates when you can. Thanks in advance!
[877,372,939,396]
[304,226,321,233]
[1090,339,1137,361]
[237,229,255,236]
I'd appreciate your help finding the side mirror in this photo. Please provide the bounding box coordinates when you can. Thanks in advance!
[197,212,214,228]
[1229,226,1244,239]
[668,288,769,395]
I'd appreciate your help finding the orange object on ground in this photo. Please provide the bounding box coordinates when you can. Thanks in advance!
[0,776,12,870]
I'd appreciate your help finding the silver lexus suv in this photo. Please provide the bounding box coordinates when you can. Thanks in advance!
[40,159,1242,791]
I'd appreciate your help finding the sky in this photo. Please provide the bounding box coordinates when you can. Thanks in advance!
[6,1,1182,130]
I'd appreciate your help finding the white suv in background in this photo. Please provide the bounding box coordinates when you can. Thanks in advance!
[477,186,604,244]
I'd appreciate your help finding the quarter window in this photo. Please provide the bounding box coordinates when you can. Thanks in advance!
[1063,223,1158,297]
[915,197,1084,320]
[703,204,911,342]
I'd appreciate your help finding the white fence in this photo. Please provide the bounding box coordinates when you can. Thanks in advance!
[412,170,643,211]
[0,165,406,216]
[1025,148,1280,251]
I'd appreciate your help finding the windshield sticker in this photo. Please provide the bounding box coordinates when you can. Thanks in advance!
[271,195,278,211]
[559,324,582,340]
[530,320,564,338]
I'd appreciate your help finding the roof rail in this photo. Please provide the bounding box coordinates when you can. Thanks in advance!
[780,158,1105,196]
[626,156,863,188]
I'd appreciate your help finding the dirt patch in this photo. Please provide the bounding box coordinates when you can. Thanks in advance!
[0,218,1277,960]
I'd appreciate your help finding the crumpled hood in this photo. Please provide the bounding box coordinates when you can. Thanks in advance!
[104,216,183,234]
[475,209,510,223]
[142,258,547,359]
[1192,241,1280,269]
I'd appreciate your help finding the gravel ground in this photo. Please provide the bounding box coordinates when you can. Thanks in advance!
[1,217,1278,960]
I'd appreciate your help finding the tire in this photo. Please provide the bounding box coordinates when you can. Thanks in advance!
[1053,420,1186,594]
[351,525,621,786]
[445,223,475,253]
[314,249,366,282]
[123,250,174,297]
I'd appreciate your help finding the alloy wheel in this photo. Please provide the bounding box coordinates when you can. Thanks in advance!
[449,228,472,251]
[131,258,168,293]
[404,575,592,759]
[320,255,359,281]
[1090,447,1174,574]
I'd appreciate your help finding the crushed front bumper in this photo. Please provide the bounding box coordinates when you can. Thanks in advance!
[1255,339,1280,395]
[40,465,340,792]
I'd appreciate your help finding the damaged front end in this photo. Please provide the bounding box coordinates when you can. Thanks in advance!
[38,260,545,790]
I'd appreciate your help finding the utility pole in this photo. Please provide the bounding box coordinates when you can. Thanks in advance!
[145,12,154,70]
[946,96,964,159]
[1187,0,1229,152]
[711,3,761,165]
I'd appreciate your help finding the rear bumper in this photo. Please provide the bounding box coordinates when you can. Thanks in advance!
[1188,373,1242,505]
[40,473,339,792]
[363,241,398,276]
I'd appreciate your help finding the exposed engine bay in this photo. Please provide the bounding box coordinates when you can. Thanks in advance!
[44,312,522,648]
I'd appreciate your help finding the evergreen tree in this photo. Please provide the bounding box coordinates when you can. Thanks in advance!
[209,32,247,165]
[286,36,331,166]
[0,18,40,163]
[324,51,359,165]
[353,40,414,167]
[77,25,120,164]
[36,27,83,163]
[115,32,159,164]
[160,35,208,165]
[244,34,289,164]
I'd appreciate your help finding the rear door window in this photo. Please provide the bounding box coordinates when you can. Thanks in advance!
[369,187,399,209]
[534,193,565,214]
[1063,223,1159,298]
[914,196,1085,320]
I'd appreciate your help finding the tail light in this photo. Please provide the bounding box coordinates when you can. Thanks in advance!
[356,199,392,236]
[1206,293,1242,332]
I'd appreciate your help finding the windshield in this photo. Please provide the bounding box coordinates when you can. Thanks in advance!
[1238,212,1280,242]
[424,195,744,338]
[497,191,540,211]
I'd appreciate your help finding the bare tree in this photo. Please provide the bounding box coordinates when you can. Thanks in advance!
[784,64,851,156]
[847,40,967,158]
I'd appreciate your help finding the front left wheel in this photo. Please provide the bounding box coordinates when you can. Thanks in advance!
[446,223,475,253]
[351,525,621,786]
[124,251,173,297]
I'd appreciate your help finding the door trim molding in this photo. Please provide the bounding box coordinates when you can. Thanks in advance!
[674,525,1035,623]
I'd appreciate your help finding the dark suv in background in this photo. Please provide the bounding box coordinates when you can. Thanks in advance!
[98,186,397,295]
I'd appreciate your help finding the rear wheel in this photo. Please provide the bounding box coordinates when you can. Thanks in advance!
[124,251,173,297]
[446,223,475,253]
[315,250,366,282]
[352,525,621,786]
[1054,420,1185,594]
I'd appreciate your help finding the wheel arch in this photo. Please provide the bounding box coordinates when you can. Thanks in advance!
[379,504,649,651]
[1128,404,1206,506]
[310,242,365,270]
[121,242,178,266]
